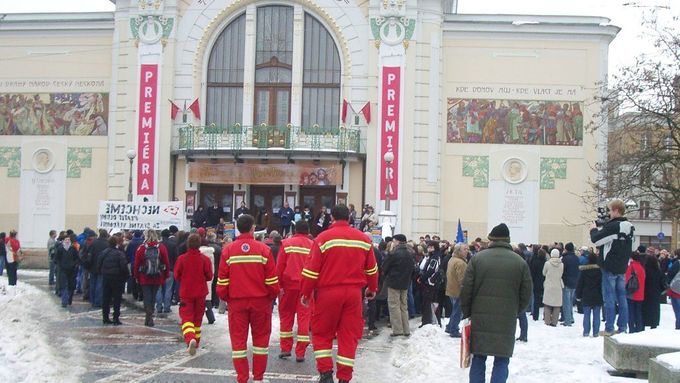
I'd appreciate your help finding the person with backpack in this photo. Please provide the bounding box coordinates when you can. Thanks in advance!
[134,229,170,327]
[625,250,646,333]
[418,240,442,327]
[175,234,214,356]
[96,236,129,325]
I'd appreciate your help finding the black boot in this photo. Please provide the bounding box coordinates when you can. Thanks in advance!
[145,306,155,327]
[319,371,334,383]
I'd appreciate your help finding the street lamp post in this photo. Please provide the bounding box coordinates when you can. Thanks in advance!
[126,149,137,202]
[384,151,394,211]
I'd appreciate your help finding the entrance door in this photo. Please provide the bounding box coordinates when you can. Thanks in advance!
[250,185,284,232]
[200,185,234,222]
[299,186,336,219]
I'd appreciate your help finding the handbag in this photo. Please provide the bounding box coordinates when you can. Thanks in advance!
[670,271,680,295]
[626,269,639,295]
[460,318,472,368]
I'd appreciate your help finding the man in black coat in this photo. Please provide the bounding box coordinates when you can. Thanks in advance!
[382,234,415,337]
[88,229,110,309]
[97,236,130,325]
[561,242,580,326]
[157,229,178,315]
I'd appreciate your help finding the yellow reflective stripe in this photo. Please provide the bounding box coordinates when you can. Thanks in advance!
[365,265,378,275]
[217,281,228,286]
[181,322,194,330]
[319,239,372,252]
[232,350,247,359]
[284,246,311,254]
[280,331,294,338]
[301,268,319,276]
[217,278,230,284]
[336,355,355,367]
[314,349,333,358]
[182,328,195,335]
[301,270,319,280]
[252,346,268,355]
[227,255,268,265]
[297,335,310,342]
[265,276,279,285]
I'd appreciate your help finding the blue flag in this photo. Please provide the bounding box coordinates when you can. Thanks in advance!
[456,219,465,243]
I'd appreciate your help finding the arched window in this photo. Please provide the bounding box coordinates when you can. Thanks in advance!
[205,7,341,131]
[206,13,246,127]
[302,13,341,128]
[254,6,293,126]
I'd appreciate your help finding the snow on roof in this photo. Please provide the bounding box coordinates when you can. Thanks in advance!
[613,329,680,349]
[657,352,680,370]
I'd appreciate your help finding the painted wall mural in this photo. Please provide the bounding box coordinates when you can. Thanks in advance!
[540,158,568,189]
[462,155,489,188]
[0,147,20,177]
[447,98,584,146]
[0,93,108,136]
[67,147,93,178]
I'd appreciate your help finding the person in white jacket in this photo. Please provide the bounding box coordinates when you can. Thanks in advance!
[543,249,564,326]
[199,245,216,324]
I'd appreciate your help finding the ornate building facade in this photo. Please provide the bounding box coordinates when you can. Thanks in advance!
[0,0,619,248]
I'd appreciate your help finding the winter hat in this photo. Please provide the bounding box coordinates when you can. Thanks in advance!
[197,227,206,237]
[393,234,407,243]
[637,245,647,253]
[488,223,510,242]
[550,249,560,258]
[565,242,574,252]
[169,225,179,234]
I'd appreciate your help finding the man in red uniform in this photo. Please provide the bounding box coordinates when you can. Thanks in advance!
[174,233,213,356]
[217,214,279,383]
[300,204,379,383]
[276,220,314,362]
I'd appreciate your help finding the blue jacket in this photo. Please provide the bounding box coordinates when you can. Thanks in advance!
[561,251,580,289]
[126,236,144,265]
[278,207,294,226]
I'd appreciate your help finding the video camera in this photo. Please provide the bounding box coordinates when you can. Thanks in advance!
[595,207,610,228]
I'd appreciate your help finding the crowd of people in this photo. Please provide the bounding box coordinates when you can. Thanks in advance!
[2,199,680,383]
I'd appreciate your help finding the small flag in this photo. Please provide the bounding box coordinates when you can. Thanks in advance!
[188,98,201,119]
[341,99,348,123]
[360,102,371,124]
[169,100,180,120]
[456,219,465,243]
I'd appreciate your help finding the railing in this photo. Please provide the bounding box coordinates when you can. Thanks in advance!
[177,124,363,154]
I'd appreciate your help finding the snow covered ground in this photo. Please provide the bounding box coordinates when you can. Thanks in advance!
[0,271,85,383]
[2,268,678,383]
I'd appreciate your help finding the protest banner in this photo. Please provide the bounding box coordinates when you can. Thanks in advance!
[98,201,184,230]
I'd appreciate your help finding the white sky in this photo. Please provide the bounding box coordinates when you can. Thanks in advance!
[0,0,679,77]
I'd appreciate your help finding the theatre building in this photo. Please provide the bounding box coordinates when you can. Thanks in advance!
[0,0,618,249]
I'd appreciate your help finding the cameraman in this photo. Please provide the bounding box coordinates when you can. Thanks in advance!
[589,199,635,335]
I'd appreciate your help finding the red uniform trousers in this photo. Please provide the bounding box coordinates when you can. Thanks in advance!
[228,297,273,383]
[278,289,312,358]
[311,286,363,382]
[179,297,206,346]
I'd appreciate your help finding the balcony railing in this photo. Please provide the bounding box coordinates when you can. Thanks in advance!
[176,124,363,154]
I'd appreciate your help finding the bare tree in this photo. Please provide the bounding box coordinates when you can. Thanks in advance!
[595,12,680,221]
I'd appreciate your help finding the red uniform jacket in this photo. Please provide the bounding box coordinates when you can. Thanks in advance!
[216,233,279,301]
[134,241,170,286]
[276,234,314,290]
[174,248,214,299]
[625,260,646,301]
[300,220,379,298]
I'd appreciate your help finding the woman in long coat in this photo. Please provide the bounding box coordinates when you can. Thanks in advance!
[529,247,547,321]
[542,249,564,326]
[642,255,665,329]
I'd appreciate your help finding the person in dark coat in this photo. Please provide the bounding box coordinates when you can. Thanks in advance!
[560,242,580,326]
[192,205,208,228]
[460,223,532,383]
[418,241,442,327]
[55,235,80,308]
[642,255,666,329]
[529,247,547,321]
[575,252,603,337]
[207,202,222,227]
[382,234,415,337]
[126,230,144,300]
[97,236,130,325]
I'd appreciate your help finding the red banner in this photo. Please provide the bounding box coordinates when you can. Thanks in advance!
[380,66,400,200]
[137,64,158,196]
